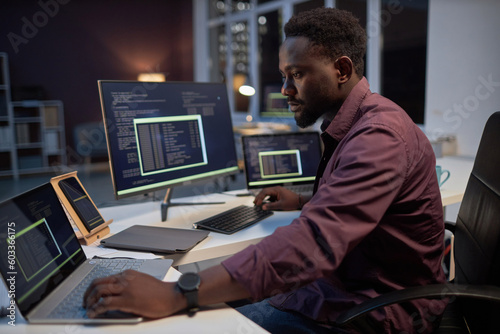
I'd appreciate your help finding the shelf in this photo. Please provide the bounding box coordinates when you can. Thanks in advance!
[0,54,67,178]
[0,56,5,86]
[15,122,42,144]
[13,117,43,122]
[0,152,11,170]
[0,53,16,177]
[0,91,8,117]
[42,104,61,127]
[18,155,43,170]
[12,107,40,118]
[16,142,44,149]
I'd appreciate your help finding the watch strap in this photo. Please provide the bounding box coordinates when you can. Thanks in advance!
[184,290,199,316]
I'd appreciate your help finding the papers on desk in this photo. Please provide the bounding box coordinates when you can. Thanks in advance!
[82,239,162,260]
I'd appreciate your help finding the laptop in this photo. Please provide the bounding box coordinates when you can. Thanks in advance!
[0,183,173,324]
[241,131,322,196]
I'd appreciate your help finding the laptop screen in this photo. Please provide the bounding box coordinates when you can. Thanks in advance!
[242,132,322,189]
[0,183,86,314]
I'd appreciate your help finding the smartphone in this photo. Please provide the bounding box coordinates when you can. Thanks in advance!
[58,177,105,232]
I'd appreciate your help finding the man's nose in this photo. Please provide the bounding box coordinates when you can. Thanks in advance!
[281,79,296,96]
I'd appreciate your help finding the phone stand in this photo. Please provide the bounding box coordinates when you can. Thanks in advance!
[50,171,113,245]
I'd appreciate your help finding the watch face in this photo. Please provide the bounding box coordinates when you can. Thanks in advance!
[179,272,201,290]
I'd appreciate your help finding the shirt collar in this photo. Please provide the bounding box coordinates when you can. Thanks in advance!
[322,77,371,142]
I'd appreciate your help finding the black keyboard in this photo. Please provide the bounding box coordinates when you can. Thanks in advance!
[193,205,273,234]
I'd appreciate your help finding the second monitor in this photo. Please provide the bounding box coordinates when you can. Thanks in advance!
[241,131,322,194]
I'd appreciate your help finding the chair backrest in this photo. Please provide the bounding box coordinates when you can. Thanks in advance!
[453,111,500,331]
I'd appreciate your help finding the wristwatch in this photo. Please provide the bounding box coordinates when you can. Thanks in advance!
[176,272,201,316]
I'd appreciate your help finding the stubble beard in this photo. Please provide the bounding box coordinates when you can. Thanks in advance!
[294,107,322,128]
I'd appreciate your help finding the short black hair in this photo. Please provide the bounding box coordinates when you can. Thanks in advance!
[284,7,367,76]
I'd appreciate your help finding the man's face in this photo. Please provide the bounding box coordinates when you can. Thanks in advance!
[279,37,341,128]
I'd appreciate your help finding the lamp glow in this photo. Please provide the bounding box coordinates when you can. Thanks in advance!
[239,84,256,96]
[137,73,166,82]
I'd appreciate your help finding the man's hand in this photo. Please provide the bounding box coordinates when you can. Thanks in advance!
[83,270,183,319]
[253,186,303,211]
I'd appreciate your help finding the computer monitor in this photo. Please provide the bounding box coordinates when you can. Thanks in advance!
[241,131,322,190]
[260,84,293,119]
[98,80,239,220]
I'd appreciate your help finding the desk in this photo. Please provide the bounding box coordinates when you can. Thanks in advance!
[440,189,464,207]
[0,268,269,333]
[1,167,468,333]
[436,156,474,193]
[3,304,268,334]
[436,156,474,221]
[97,186,464,267]
[98,194,300,266]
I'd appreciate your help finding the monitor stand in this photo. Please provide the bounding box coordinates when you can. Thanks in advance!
[161,188,226,221]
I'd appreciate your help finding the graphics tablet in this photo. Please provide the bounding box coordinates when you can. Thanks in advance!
[100,225,210,253]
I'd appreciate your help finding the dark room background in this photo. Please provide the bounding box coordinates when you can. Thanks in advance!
[0,0,194,164]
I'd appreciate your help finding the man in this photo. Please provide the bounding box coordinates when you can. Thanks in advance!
[84,8,446,333]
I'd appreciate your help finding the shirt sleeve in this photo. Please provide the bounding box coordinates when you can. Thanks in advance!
[222,123,408,300]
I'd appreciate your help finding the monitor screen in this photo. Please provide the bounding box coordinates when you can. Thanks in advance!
[98,81,239,199]
[242,132,322,189]
[259,84,293,119]
[0,183,86,314]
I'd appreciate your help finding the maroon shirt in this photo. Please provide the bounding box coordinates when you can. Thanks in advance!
[222,78,446,333]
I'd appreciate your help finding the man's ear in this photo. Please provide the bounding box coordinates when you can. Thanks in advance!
[335,56,354,83]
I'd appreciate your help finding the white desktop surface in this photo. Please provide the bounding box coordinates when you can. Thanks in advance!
[94,179,465,267]
[436,156,474,214]
[1,267,269,333]
[2,305,268,334]
[436,156,474,193]
[97,194,300,266]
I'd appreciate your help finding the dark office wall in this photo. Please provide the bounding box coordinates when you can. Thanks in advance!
[0,0,193,160]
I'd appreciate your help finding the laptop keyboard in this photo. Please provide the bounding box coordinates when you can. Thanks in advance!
[47,259,149,319]
[193,205,273,234]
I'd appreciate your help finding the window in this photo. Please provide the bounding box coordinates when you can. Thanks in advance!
[258,9,286,119]
[194,0,428,125]
[381,0,428,124]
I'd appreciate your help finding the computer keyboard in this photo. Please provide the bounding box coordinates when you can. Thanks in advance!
[193,205,273,234]
[48,259,148,319]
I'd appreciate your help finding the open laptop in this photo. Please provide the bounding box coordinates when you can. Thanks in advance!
[0,183,173,324]
[241,131,322,196]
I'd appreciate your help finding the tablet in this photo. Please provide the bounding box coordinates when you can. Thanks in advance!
[100,225,210,253]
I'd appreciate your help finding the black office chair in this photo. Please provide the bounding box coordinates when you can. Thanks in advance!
[335,112,500,333]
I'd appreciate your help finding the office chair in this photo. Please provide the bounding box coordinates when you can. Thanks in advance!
[335,112,500,333]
